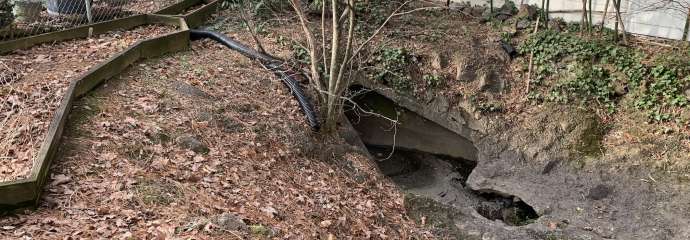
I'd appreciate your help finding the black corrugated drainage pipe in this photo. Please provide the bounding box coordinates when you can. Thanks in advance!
[189,29,320,131]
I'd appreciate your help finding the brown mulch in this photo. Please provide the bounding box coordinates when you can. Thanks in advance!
[0,35,430,238]
[0,25,175,182]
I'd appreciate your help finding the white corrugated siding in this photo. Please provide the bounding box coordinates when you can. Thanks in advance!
[450,0,690,40]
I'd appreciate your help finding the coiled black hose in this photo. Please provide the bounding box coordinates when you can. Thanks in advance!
[189,29,320,131]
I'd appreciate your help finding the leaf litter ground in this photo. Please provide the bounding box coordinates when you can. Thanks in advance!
[0,35,431,238]
[0,25,175,182]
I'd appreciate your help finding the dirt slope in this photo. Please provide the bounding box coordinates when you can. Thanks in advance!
[0,39,429,239]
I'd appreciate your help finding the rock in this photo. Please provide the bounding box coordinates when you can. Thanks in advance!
[495,13,511,21]
[587,184,613,200]
[516,4,537,20]
[684,88,690,98]
[500,40,517,59]
[215,213,248,232]
[497,2,518,15]
[178,136,210,154]
[502,24,517,36]
[260,206,278,219]
[516,19,531,30]
[319,220,332,228]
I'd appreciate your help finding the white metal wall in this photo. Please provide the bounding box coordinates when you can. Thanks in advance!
[452,0,690,40]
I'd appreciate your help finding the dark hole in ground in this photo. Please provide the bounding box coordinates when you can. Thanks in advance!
[345,86,539,226]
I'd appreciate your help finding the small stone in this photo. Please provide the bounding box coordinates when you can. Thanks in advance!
[260,206,278,218]
[215,213,248,232]
[500,41,517,58]
[684,88,690,98]
[495,13,511,21]
[319,220,332,228]
[178,136,210,154]
[502,25,517,36]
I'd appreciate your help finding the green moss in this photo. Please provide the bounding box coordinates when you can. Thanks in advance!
[570,115,609,158]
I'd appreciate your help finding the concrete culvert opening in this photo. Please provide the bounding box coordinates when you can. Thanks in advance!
[345,86,539,226]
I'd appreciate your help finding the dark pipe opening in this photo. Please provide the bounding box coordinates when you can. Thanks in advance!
[345,86,539,226]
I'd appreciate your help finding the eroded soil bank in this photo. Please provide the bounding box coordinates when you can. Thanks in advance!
[346,87,690,239]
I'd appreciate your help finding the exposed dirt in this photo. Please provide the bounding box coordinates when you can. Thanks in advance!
[328,2,690,237]
[0,25,175,182]
[0,39,430,238]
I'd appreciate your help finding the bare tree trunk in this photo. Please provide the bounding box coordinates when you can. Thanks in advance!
[289,0,326,101]
[541,0,546,22]
[335,0,355,93]
[325,0,342,133]
[683,5,690,41]
[600,0,610,29]
[289,0,423,135]
[581,0,587,33]
[613,0,627,44]
[546,0,550,26]
[588,0,593,33]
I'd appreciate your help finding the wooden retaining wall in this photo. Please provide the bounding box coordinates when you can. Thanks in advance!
[0,0,219,212]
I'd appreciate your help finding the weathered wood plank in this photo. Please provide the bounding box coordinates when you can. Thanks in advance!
[156,0,204,15]
[139,30,190,58]
[0,179,38,211]
[183,0,219,29]
[0,15,146,54]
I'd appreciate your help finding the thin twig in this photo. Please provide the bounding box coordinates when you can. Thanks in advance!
[526,14,541,97]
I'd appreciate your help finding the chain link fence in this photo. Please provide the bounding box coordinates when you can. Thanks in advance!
[0,0,181,42]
